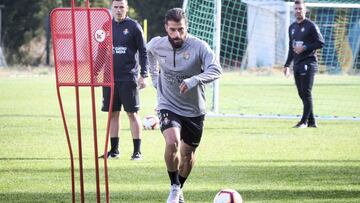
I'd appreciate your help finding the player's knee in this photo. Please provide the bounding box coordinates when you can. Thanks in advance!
[181,152,194,163]
[110,112,120,120]
[166,140,180,151]
[181,146,195,159]
[298,90,307,99]
[126,111,139,119]
[303,91,312,99]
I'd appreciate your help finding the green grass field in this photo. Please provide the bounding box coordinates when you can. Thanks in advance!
[0,71,359,202]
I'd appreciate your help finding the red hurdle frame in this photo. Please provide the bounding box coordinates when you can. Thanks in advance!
[51,0,113,202]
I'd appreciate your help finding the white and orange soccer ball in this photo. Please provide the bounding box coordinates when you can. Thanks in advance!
[142,115,160,130]
[213,189,243,203]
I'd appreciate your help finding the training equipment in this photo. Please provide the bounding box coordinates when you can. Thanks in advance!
[184,0,360,72]
[184,0,360,118]
[213,189,243,203]
[142,115,159,130]
[51,0,114,202]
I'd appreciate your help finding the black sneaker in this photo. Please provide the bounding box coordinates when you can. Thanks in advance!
[308,122,318,128]
[99,151,120,159]
[293,122,307,128]
[131,152,142,161]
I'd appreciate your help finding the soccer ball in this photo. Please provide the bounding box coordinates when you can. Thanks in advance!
[142,115,159,130]
[213,189,243,203]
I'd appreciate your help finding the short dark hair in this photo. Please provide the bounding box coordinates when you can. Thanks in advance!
[165,8,188,24]
[294,0,305,5]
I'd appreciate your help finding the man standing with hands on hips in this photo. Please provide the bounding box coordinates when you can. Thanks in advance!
[284,0,324,128]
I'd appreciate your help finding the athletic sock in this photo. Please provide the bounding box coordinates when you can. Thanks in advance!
[178,175,187,188]
[110,137,119,153]
[168,171,180,185]
[133,138,141,153]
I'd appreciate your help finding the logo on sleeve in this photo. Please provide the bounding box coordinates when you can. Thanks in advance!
[291,29,295,35]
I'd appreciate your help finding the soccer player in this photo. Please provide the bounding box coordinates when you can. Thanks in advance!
[284,0,324,128]
[147,8,222,203]
[100,0,148,160]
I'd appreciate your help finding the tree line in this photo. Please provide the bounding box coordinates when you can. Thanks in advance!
[1,0,181,66]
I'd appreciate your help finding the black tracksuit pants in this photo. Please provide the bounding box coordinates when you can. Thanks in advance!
[294,62,316,124]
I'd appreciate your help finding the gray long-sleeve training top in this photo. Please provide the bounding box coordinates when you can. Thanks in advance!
[147,34,222,117]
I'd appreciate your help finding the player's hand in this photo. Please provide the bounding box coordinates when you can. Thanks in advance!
[138,76,147,89]
[179,82,188,94]
[284,67,290,77]
[293,45,305,54]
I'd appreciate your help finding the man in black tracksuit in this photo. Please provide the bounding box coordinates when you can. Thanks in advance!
[100,0,148,159]
[284,0,324,128]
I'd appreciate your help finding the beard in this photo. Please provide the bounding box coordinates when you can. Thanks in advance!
[168,36,184,49]
[295,13,305,21]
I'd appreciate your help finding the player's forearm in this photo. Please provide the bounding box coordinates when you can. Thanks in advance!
[284,51,293,67]
[149,67,159,88]
[196,46,222,85]
[285,29,293,67]
[139,52,148,77]
[147,53,159,88]
[184,64,222,90]
[306,25,325,52]
[305,41,324,52]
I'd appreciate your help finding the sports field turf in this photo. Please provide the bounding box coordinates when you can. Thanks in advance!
[0,71,359,202]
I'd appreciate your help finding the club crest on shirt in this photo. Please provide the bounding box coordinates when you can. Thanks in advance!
[301,27,305,32]
[183,52,190,60]
[123,28,129,35]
